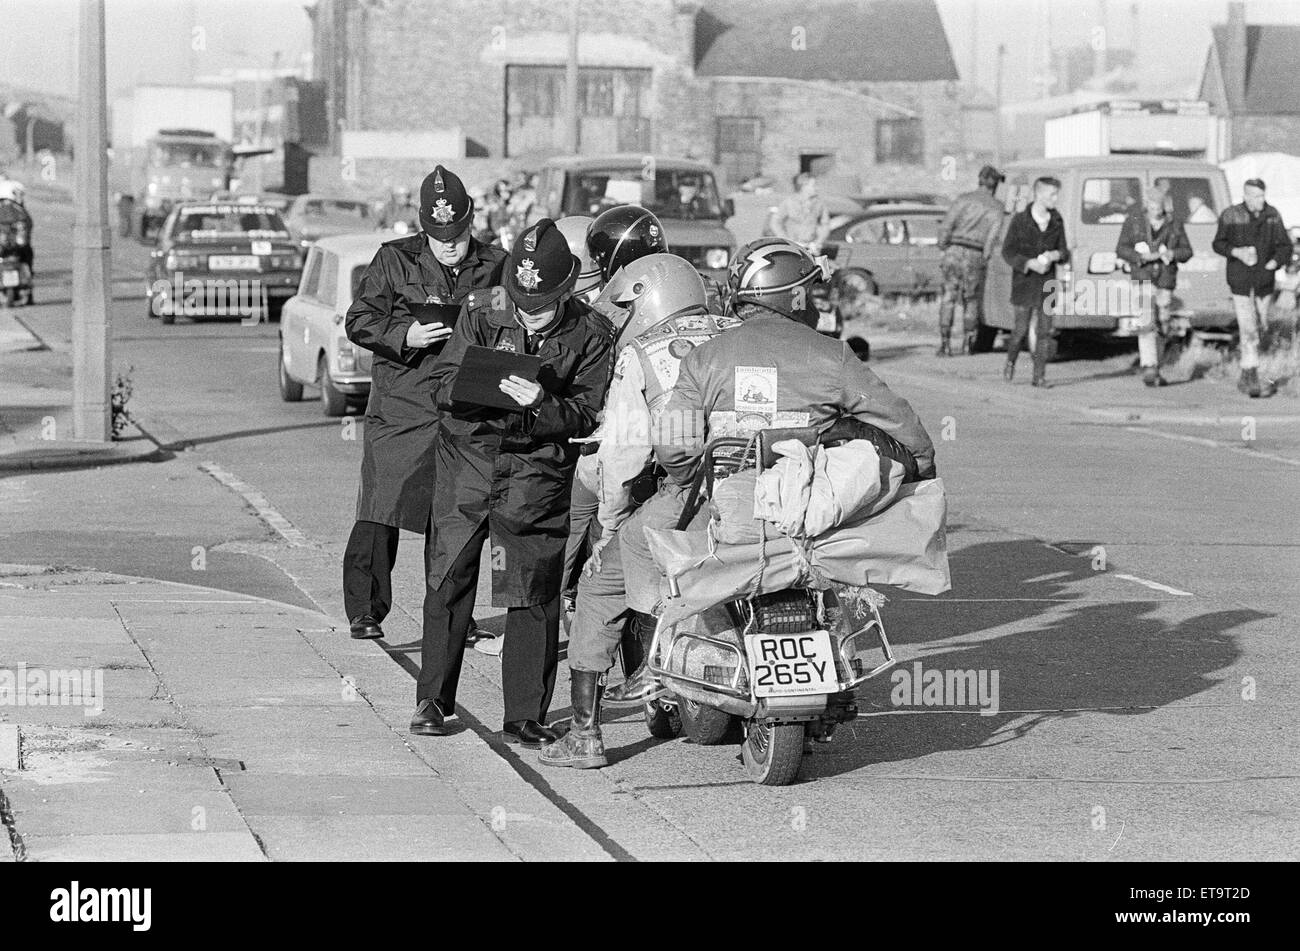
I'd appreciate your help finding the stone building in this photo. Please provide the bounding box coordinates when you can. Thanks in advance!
[307,0,992,197]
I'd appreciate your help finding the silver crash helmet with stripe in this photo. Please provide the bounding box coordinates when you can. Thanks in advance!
[605,253,708,349]
[725,237,822,324]
[587,204,669,284]
[554,215,603,302]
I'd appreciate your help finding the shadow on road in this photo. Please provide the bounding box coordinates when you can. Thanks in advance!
[797,537,1262,779]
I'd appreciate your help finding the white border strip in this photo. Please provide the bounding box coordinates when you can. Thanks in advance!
[199,461,310,547]
[1113,573,1194,597]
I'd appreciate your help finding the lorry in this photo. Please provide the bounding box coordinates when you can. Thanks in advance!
[1044,100,1230,163]
[110,85,236,240]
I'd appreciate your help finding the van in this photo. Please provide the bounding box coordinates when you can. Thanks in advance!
[980,157,1235,348]
[531,154,737,286]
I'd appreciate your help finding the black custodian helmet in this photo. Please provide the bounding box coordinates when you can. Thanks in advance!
[587,205,669,283]
[419,165,474,241]
[726,237,822,322]
[506,218,579,311]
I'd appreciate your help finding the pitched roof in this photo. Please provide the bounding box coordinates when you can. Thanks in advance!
[695,0,959,82]
[1209,23,1300,115]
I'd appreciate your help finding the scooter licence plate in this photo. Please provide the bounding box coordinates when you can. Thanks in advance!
[746,630,838,697]
[2,269,19,287]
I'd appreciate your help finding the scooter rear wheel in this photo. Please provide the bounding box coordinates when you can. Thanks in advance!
[678,696,740,746]
[741,720,804,786]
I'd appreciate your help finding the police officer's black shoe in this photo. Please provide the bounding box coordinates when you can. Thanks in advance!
[410,699,450,736]
[501,720,559,748]
[349,615,384,639]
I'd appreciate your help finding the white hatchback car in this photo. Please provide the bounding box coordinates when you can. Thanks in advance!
[278,233,382,415]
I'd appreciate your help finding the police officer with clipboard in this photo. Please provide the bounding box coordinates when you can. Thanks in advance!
[342,167,506,640]
[412,218,614,746]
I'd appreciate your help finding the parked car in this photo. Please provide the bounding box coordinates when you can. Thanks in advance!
[980,156,1235,351]
[283,194,375,246]
[145,201,304,324]
[278,233,380,416]
[820,203,947,332]
[530,154,737,286]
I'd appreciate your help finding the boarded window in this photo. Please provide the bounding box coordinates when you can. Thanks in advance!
[505,65,652,157]
[875,118,923,165]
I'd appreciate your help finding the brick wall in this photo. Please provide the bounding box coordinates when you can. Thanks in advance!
[320,0,975,200]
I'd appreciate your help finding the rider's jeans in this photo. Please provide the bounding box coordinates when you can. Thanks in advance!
[1232,292,1271,370]
[567,482,689,674]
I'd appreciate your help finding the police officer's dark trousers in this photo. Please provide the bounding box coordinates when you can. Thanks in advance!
[342,520,400,622]
[418,517,560,724]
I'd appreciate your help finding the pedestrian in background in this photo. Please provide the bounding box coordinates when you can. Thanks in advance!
[341,166,506,640]
[935,164,1005,356]
[1211,178,1290,398]
[411,218,613,746]
[767,172,830,251]
[1116,186,1192,388]
[1001,176,1070,388]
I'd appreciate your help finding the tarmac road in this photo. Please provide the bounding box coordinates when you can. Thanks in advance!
[2,192,1297,860]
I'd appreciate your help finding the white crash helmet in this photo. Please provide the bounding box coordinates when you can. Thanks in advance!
[606,253,708,348]
[554,215,602,302]
[0,180,24,204]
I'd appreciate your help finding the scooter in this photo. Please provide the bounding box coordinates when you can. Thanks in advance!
[0,201,33,307]
[643,418,917,785]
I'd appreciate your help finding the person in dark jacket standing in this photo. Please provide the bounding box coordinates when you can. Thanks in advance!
[342,167,507,639]
[1116,188,1193,388]
[1001,176,1070,388]
[936,164,1005,356]
[1211,178,1290,398]
[411,218,614,746]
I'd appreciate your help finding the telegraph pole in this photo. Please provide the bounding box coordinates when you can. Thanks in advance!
[565,1,579,153]
[994,43,1006,167]
[73,0,112,441]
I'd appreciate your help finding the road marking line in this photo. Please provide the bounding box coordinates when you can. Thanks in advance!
[1122,425,1300,467]
[199,461,310,547]
[1113,573,1194,596]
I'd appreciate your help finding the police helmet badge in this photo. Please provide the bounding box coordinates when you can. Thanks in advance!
[516,258,542,290]
[433,168,445,193]
[523,230,538,253]
[431,198,455,224]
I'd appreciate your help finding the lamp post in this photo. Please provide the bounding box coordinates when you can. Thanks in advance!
[72,0,112,442]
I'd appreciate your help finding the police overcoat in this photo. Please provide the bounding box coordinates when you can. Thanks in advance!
[344,233,507,531]
[427,293,614,606]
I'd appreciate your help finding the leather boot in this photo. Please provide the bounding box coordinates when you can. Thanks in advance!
[603,611,668,708]
[539,671,607,769]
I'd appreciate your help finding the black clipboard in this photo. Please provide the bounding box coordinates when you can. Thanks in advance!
[408,301,461,355]
[450,345,543,410]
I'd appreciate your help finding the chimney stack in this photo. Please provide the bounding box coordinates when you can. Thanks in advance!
[1223,0,1248,112]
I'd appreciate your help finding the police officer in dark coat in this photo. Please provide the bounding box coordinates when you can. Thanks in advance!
[411,218,615,746]
[342,166,507,639]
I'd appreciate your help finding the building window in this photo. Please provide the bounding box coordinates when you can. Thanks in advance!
[505,65,652,157]
[715,117,763,187]
[875,117,923,165]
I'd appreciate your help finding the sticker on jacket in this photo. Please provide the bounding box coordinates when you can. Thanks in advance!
[734,366,777,418]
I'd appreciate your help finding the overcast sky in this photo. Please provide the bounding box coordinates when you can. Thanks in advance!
[2,0,1300,104]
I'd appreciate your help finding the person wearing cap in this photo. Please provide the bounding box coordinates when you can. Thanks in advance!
[936,165,1005,356]
[541,254,741,770]
[342,166,507,641]
[1212,178,1290,398]
[411,218,615,746]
